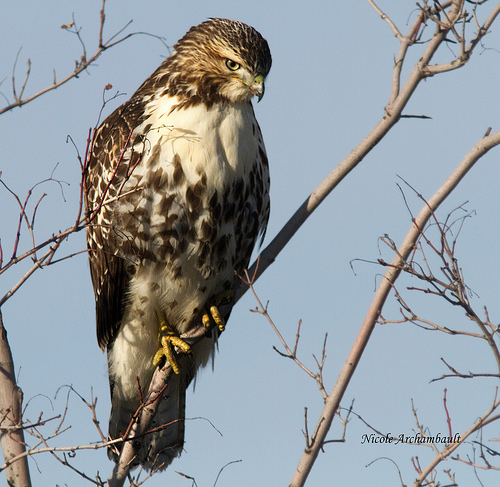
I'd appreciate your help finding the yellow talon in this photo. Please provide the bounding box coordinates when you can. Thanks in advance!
[210,305,225,331]
[201,306,225,331]
[202,313,211,328]
[153,338,178,372]
[201,291,234,332]
[153,314,191,374]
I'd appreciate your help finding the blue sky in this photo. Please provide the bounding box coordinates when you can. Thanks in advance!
[1,1,500,486]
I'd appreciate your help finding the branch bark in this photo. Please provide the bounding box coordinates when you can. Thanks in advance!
[0,310,31,487]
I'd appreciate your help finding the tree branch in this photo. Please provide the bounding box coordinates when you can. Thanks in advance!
[289,128,500,486]
[235,0,494,302]
[0,310,32,487]
[413,392,500,486]
[0,0,166,116]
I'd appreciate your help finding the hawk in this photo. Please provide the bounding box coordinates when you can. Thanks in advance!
[84,18,271,470]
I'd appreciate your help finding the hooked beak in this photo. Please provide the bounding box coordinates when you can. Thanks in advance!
[235,73,266,102]
[251,74,265,102]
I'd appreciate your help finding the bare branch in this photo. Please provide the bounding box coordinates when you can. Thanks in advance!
[423,3,500,75]
[235,1,492,306]
[289,127,500,487]
[0,0,166,116]
[413,391,500,486]
[0,310,32,486]
[367,0,404,40]
[242,269,320,383]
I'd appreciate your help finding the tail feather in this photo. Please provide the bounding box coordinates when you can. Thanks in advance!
[108,372,186,471]
[106,331,216,471]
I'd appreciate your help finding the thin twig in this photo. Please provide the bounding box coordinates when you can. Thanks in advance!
[0,1,166,116]
[413,391,500,486]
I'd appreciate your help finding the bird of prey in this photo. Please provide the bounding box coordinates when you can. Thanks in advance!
[84,18,271,470]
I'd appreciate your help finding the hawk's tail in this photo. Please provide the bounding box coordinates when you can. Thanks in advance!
[108,372,186,471]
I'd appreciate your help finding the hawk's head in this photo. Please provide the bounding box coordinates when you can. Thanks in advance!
[157,18,272,107]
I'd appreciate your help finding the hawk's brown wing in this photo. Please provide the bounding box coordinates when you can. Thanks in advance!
[84,96,148,350]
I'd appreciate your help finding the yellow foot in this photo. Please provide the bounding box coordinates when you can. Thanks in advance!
[152,313,191,374]
[202,290,234,332]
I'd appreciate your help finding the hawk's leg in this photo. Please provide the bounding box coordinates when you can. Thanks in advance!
[153,312,191,374]
[201,290,234,332]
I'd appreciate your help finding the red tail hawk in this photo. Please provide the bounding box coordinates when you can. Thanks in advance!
[84,18,271,470]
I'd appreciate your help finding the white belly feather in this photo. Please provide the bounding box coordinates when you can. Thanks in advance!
[108,96,262,402]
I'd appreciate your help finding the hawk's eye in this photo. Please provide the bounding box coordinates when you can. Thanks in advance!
[225,59,240,71]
